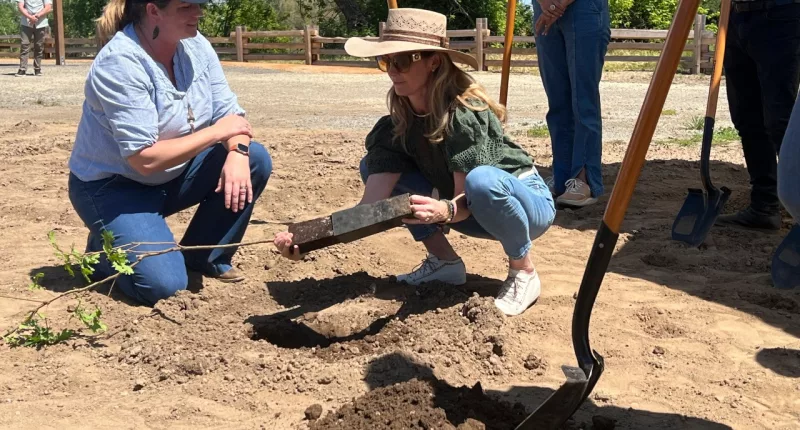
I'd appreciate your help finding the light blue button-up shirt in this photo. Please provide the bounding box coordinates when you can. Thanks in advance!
[69,24,245,185]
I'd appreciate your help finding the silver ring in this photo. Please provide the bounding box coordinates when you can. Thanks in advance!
[549,4,556,10]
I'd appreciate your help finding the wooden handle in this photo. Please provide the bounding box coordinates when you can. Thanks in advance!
[500,0,517,106]
[387,0,398,9]
[705,0,731,118]
[603,0,703,232]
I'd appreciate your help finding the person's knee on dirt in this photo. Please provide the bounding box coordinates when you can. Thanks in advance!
[715,2,800,231]
[17,0,52,77]
[66,0,272,306]
[274,8,556,317]
[532,0,611,208]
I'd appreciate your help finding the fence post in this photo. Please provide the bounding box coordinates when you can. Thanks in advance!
[304,25,313,65]
[235,26,244,62]
[475,18,485,72]
[692,14,705,74]
[312,26,320,63]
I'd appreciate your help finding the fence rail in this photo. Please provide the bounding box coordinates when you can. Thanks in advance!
[0,15,715,74]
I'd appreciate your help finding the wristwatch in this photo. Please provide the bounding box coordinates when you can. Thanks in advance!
[232,143,249,157]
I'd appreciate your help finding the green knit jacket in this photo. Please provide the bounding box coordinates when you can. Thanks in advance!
[364,102,534,199]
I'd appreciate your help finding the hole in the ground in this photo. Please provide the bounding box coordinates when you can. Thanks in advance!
[248,298,401,349]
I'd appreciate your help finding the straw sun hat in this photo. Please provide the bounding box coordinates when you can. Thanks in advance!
[344,8,478,70]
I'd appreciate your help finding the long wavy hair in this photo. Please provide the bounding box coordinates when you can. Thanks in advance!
[96,0,171,45]
[387,52,506,146]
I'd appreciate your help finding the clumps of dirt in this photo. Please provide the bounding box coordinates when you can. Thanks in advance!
[461,294,505,331]
[523,353,547,373]
[635,307,687,339]
[309,378,528,430]
[738,291,800,315]
[641,251,679,268]
[305,404,324,421]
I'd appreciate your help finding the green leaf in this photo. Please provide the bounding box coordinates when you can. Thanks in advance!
[28,272,45,290]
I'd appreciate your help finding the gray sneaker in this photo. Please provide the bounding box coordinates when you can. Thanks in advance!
[14,69,25,77]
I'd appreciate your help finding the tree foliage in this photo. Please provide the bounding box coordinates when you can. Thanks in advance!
[0,0,723,41]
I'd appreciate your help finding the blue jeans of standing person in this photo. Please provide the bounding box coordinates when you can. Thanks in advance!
[533,0,611,198]
[359,158,556,260]
[779,95,800,222]
[68,142,272,306]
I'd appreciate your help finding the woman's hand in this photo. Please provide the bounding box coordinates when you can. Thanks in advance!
[213,115,253,142]
[535,14,557,36]
[537,0,566,20]
[402,195,450,225]
[274,232,302,260]
[216,151,252,212]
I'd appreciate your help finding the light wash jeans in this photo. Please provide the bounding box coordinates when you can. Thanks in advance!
[533,0,611,198]
[359,158,556,260]
[68,142,272,306]
[779,95,800,222]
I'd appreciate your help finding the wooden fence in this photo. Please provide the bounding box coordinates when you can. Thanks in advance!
[0,15,715,74]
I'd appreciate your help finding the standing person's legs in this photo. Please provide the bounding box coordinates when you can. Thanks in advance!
[718,8,799,229]
[68,174,188,306]
[533,2,574,197]
[18,26,33,74]
[556,0,611,206]
[33,27,46,74]
[779,94,800,222]
[165,142,272,278]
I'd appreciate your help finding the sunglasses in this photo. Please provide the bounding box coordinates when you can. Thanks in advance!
[376,52,428,73]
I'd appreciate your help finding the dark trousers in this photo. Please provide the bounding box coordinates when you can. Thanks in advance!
[19,25,46,72]
[724,3,800,213]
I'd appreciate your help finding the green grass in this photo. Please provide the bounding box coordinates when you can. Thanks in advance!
[662,109,677,116]
[686,115,705,131]
[525,123,550,138]
[660,126,740,147]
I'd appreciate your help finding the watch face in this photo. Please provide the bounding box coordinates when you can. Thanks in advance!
[237,143,249,153]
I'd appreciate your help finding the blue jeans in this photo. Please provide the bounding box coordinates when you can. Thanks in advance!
[359,158,556,259]
[779,94,800,222]
[68,142,272,306]
[533,0,611,198]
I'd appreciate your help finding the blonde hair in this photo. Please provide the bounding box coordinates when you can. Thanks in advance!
[387,52,507,146]
[96,0,171,45]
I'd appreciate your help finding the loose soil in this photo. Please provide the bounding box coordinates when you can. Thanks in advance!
[0,60,798,429]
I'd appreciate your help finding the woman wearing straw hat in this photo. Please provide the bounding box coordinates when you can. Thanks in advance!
[274,8,556,316]
[67,0,273,306]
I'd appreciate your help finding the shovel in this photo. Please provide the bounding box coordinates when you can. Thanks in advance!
[671,0,732,247]
[515,0,704,427]
[500,0,517,106]
[772,224,800,289]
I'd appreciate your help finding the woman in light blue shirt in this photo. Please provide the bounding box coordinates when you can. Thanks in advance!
[68,0,272,306]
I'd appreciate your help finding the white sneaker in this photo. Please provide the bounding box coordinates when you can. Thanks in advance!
[396,254,467,286]
[494,269,541,316]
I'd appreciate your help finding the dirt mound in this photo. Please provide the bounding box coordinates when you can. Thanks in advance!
[310,378,528,430]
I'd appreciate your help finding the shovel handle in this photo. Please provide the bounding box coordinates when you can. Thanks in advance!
[575,0,703,370]
[603,0,704,233]
[387,0,398,8]
[705,0,731,119]
[499,0,517,106]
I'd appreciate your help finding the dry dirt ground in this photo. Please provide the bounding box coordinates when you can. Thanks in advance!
[0,59,798,430]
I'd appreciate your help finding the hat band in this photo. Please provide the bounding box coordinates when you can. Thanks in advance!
[381,29,449,49]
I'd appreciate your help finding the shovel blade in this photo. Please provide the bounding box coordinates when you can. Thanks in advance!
[515,354,604,430]
[671,186,731,247]
[772,224,800,290]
